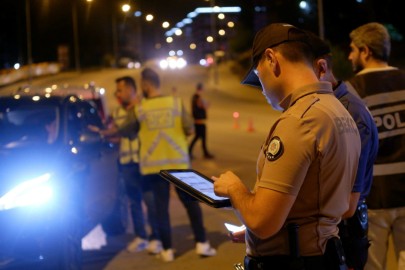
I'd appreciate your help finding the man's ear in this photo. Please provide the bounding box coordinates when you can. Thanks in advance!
[316,59,327,80]
[361,46,372,60]
[265,48,277,73]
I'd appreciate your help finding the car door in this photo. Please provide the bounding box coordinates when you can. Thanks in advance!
[66,100,119,235]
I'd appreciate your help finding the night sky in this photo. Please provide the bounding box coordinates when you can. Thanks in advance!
[1,0,404,70]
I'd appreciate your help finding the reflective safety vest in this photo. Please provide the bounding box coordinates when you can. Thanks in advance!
[135,96,189,175]
[113,106,140,164]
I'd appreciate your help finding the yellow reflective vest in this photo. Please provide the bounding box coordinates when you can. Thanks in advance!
[135,96,189,175]
[113,106,140,164]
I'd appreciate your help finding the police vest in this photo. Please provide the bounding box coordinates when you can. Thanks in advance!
[135,96,189,175]
[348,69,405,209]
[112,106,139,164]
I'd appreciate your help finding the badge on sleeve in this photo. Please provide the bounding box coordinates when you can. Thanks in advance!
[266,136,283,161]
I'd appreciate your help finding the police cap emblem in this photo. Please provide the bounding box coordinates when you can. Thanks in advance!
[266,136,283,161]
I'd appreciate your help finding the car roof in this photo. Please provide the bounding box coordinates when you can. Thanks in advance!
[0,94,84,107]
[15,84,105,100]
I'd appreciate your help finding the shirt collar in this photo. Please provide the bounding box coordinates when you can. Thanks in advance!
[279,82,333,110]
[356,66,398,76]
[332,81,348,99]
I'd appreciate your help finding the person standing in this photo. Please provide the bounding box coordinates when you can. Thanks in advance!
[119,68,216,262]
[213,23,361,270]
[346,22,405,270]
[308,31,379,270]
[189,83,214,159]
[88,77,161,253]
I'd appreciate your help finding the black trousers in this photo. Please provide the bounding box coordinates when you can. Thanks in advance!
[143,174,206,250]
[189,123,209,156]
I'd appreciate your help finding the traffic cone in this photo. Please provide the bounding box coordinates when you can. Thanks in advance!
[247,117,255,132]
[233,118,240,129]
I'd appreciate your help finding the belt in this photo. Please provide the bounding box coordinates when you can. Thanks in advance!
[244,254,327,270]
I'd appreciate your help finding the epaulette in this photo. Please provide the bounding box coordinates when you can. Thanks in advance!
[288,95,320,119]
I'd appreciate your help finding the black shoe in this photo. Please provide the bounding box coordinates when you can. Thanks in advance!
[204,154,214,159]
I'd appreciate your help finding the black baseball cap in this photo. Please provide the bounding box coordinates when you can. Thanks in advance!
[303,30,331,59]
[241,23,311,88]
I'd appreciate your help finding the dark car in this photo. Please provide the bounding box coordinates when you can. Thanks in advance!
[0,93,124,269]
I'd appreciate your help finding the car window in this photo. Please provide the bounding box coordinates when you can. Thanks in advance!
[67,101,103,142]
[0,105,59,146]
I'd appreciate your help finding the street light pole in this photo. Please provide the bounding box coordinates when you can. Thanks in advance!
[210,0,218,85]
[317,0,325,40]
[112,13,118,67]
[72,1,81,72]
[25,0,33,84]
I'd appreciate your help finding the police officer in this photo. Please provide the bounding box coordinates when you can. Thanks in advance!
[307,31,378,270]
[119,68,216,262]
[345,23,405,270]
[213,23,361,270]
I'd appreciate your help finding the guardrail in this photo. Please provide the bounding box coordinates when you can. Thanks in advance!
[0,62,61,87]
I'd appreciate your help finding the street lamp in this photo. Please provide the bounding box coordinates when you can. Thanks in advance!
[146,14,154,21]
[166,37,173,43]
[218,29,225,36]
[122,4,130,12]
[190,43,196,49]
[207,36,213,42]
[218,13,225,19]
[227,21,234,27]
[163,22,170,28]
[175,29,182,36]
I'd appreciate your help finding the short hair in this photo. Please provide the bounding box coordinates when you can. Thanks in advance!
[115,76,136,91]
[350,22,391,62]
[197,83,203,90]
[141,68,160,88]
[255,41,314,68]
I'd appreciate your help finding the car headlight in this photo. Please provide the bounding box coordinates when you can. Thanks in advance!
[0,173,53,211]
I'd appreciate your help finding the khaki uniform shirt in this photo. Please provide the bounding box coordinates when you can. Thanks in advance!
[246,82,361,257]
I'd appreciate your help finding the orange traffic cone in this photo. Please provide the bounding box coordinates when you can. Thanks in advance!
[233,118,240,129]
[247,117,255,132]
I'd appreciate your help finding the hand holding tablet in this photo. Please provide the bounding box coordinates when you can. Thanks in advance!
[159,169,232,208]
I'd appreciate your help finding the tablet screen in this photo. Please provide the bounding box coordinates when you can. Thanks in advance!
[168,171,228,201]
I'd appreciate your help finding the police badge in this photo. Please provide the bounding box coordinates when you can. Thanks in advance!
[266,136,283,161]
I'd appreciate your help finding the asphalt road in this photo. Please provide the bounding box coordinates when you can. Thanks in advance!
[0,62,398,270]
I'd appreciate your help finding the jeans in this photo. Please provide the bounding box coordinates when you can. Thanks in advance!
[121,163,158,240]
[365,206,405,270]
[144,173,207,250]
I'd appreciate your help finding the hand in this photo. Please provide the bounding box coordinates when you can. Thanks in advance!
[212,171,242,198]
[88,125,100,133]
[229,229,246,244]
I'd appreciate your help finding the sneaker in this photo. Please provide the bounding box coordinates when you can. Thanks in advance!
[196,241,217,256]
[160,248,174,262]
[127,237,148,253]
[147,239,163,254]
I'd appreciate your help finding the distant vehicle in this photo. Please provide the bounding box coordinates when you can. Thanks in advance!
[0,90,126,269]
[117,57,141,69]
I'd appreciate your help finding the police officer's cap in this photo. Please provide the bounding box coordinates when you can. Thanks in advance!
[303,30,331,59]
[241,23,311,88]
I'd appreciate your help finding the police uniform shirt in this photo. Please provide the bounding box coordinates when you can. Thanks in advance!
[333,81,378,204]
[246,82,361,257]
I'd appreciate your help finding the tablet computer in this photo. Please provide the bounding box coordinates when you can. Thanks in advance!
[159,169,232,208]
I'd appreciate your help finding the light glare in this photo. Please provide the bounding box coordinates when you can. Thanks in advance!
[163,22,170,28]
[207,36,213,42]
[166,37,173,43]
[190,43,197,49]
[122,4,130,12]
[146,14,154,21]
[175,29,182,36]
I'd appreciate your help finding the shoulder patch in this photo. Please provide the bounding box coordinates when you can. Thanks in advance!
[266,136,283,161]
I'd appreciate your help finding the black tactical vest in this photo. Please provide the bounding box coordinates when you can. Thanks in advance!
[349,69,405,209]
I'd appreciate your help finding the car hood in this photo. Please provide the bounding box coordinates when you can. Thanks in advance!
[0,145,69,195]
